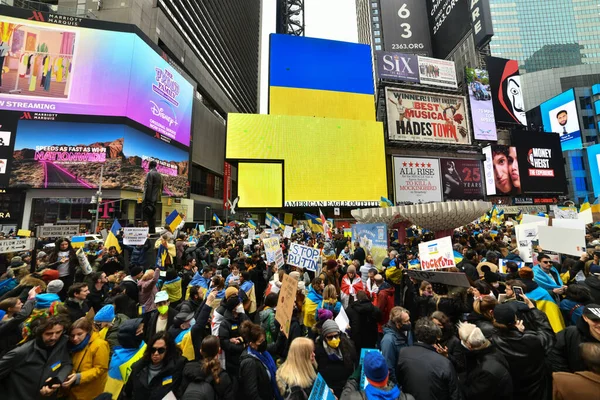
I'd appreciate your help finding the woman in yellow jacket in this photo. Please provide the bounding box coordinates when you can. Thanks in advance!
[62,317,110,400]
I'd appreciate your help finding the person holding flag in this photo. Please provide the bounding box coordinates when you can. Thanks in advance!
[247,219,258,230]
[266,212,282,230]
[213,213,223,226]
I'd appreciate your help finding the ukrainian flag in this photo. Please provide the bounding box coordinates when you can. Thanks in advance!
[104,220,122,253]
[304,213,324,233]
[213,213,223,226]
[526,285,565,333]
[516,210,523,224]
[247,219,257,229]
[581,196,591,212]
[380,196,393,208]
[165,210,182,232]
[454,250,464,265]
[303,284,323,328]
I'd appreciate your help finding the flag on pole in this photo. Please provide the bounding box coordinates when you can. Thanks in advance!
[247,219,257,229]
[213,213,223,226]
[166,210,183,232]
[380,196,393,208]
[319,208,331,239]
[105,219,122,253]
[266,212,281,229]
[304,213,324,233]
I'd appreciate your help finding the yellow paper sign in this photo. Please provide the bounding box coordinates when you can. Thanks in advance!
[17,229,31,237]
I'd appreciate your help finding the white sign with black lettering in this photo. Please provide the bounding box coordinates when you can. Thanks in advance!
[287,243,321,271]
[36,225,79,238]
[0,238,35,254]
[123,228,149,246]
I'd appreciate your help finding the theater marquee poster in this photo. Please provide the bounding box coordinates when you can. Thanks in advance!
[386,88,471,145]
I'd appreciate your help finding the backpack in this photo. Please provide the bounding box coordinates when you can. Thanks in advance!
[285,386,308,400]
[182,380,216,400]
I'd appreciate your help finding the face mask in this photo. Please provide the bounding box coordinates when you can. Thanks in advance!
[400,323,411,332]
[256,341,268,353]
[157,305,169,315]
[235,304,244,314]
[327,337,340,349]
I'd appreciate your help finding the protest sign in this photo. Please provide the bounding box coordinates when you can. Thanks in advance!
[243,238,252,246]
[551,218,585,233]
[275,274,297,338]
[579,208,593,224]
[351,223,388,267]
[264,237,285,269]
[287,243,321,271]
[309,374,336,400]
[538,226,586,257]
[283,225,293,239]
[406,269,470,288]
[248,229,256,240]
[36,224,79,238]
[498,259,525,274]
[335,307,350,332]
[71,236,86,248]
[515,220,547,263]
[418,236,455,270]
[17,229,31,237]
[359,349,381,389]
[123,227,149,245]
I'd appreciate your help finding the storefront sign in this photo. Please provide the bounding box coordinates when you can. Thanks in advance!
[36,224,79,237]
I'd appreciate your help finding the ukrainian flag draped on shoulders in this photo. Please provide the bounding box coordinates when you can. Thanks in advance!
[104,342,146,399]
[303,284,323,328]
[241,279,257,314]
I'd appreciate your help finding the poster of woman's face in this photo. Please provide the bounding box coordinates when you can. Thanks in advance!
[492,145,521,195]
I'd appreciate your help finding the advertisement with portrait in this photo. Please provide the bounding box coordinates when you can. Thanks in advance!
[376,51,420,83]
[393,157,442,204]
[482,145,522,196]
[510,131,567,195]
[426,0,471,59]
[386,88,471,145]
[465,67,497,141]
[586,144,600,197]
[417,56,458,89]
[439,159,484,200]
[540,89,583,151]
[486,57,527,126]
[9,118,189,196]
[380,0,432,56]
[0,12,193,147]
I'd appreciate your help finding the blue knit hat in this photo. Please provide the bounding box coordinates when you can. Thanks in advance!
[364,351,388,385]
[94,304,115,323]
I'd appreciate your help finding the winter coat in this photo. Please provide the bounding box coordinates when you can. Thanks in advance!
[459,260,479,283]
[125,242,151,267]
[548,315,600,373]
[380,322,413,384]
[318,299,342,317]
[141,308,177,344]
[492,329,551,400]
[552,371,600,400]
[218,309,249,377]
[88,284,110,313]
[64,298,90,323]
[461,346,513,400]
[340,378,415,400]
[396,343,462,400]
[123,355,186,400]
[559,298,585,326]
[0,297,36,357]
[259,307,278,343]
[353,247,366,265]
[0,275,47,302]
[101,313,129,352]
[180,360,236,400]
[138,271,160,313]
[143,168,163,203]
[584,274,600,303]
[238,348,276,400]
[163,277,182,304]
[466,312,497,339]
[439,328,466,374]
[315,336,358,398]
[121,276,139,303]
[376,282,395,332]
[67,331,110,400]
[346,299,382,351]
[0,335,73,400]
[280,316,302,360]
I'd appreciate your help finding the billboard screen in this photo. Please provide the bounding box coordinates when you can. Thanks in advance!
[376,51,420,83]
[426,0,471,59]
[386,88,471,145]
[393,157,442,204]
[380,0,432,56]
[9,119,189,196]
[482,145,522,196]
[510,131,567,195]
[486,57,527,126]
[417,56,458,89]
[587,144,600,197]
[439,158,484,200]
[540,89,583,151]
[466,67,497,141]
[0,14,194,146]
[226,114,386,208]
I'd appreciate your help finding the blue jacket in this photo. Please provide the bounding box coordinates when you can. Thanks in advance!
[559,298,585,326]
[380,322,413,384]
[125,241,151,266]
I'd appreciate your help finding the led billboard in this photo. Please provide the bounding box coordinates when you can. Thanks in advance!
[587,144,600,197]
[0,13,194,146]
[466,67,497,141]
[380,0,432,56]
[482,145,522,196]
[426,0,470,59]
[540,89,583,151]
[226,114,386,208]
[486,57,527,126]
[439,158,484,200]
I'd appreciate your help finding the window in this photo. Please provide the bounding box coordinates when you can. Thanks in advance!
[583,116,596,129]
[575,177,588,192]
[374,37,381,44]
[580,96,592,110]
[374,30,381,36]
[374,23,380,29]
[371,2,378,8]
[191,165,224,199]
[373,16,379,22]
[375,45,382,50]
[572,156,584,170]
[373,9,378,15]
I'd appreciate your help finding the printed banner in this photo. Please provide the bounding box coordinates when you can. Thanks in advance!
[393,157,442,204]
[376,51,420,83]
[386,88,470,145]
[465,68,497,141]
[123,227,149,245]
[417,56,458,88]
[418,236,455,270]
[287,243,321,271]
[351,223,388,268]
[439,159,484,200]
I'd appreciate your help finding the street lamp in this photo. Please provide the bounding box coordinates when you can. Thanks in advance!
[204,206,210,229]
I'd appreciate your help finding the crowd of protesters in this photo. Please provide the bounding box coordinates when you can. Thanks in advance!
[0,218,599,400]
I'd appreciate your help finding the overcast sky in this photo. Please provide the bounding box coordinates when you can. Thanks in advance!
[259,0,359,113]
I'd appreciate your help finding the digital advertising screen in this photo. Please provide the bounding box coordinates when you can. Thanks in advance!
[465,67,497,141]
[0,13,194,146]
[380,0,432,56]
[386,88,471,145]
[9,118,189,196]
[586,144,600,197]
[482,145,522,196]
[510,131,567,195]
[486,57,527,126]
[540,89,583,151]
[393,157,442,204]
[426,0,471,59]
[439,158,484,200]
[226,114,386,208]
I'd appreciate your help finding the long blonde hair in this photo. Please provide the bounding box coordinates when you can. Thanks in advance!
[276,338,317,390]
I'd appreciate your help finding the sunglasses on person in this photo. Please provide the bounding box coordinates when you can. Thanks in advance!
[325,334,340,341]
[541,260,551,264]
[151,347,167,354]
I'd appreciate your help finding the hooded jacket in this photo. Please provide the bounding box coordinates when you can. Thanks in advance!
[0,335,72,400]
[64,298,90,323]
[67,331,110,400]
[0,275,47,303]
[180,360,236,400]
[340,378,415,400]
[123,354,186,400]
[303,284,323,328]
[461,345,513,400]
[548,314,600,373]
[218,309,248,377]
[121,276,139,304]
[584,274,600,303]
[376,282,395,333]
[380,322,413,384]
[238,348,276,400]
[346,299,381,351]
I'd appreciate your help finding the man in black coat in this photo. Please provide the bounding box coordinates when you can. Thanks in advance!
[142,160,163,233]
[549,304,600,372]
[346,290,382,351]
[352,241,366,266]
[584,268,600,303]
[218,295,249,378]
[458,249,480,283]
[64,282,91,323]
[396,318,462,400]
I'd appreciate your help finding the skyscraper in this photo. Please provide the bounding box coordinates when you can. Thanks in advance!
[489,0,600,73]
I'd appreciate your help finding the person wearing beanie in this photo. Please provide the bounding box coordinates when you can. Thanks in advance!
[121,266,144,304]
[346,290,382,352]
[491,303,552,400]
[340,264,364,309]
[94,303,129,353]
[218,292,249,377]
[46,279,64,295]
[584,263,600,303]
[40,269,60,283]
[315,319,357,397]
